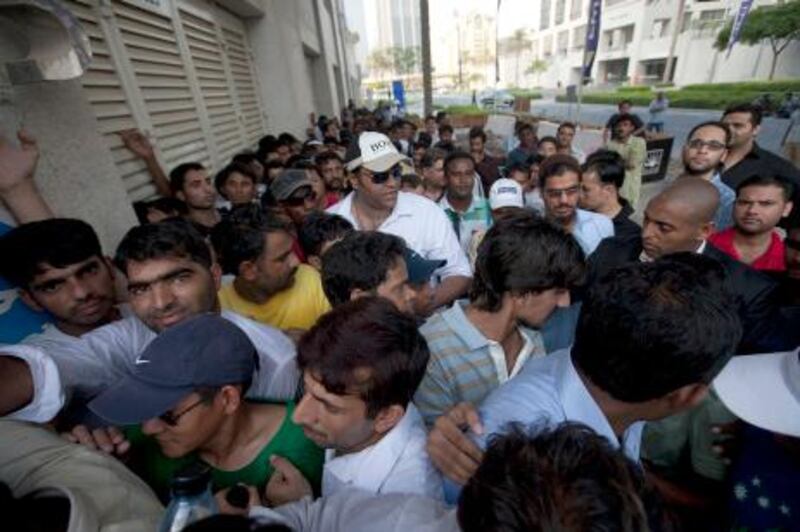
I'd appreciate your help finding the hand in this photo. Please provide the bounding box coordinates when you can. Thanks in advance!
[118,129,155,160]
[426,402,484,485]
[0,130,39,195]
[215,484,260,515]
[264,455,312,507]
[711,420,743,465]
[62,424,130,457]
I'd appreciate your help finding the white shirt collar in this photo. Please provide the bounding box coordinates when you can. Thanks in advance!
[640,240,707,262]
[486,330,535,383]
[323,403,423,494]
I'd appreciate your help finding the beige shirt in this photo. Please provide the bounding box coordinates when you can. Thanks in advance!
[606,136,646,210]
[0,420,163,531]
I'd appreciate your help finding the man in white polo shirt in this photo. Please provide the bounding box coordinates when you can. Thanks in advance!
[264,297,443,505]
[327,132,471,313]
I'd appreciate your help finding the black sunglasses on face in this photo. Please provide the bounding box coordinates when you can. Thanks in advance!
[284,187,317,207]
[159,397,205,427]
[365,165,402,185]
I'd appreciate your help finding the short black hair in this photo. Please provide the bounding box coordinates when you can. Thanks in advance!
[209,205,293,275]
[612,113,637,128]
[297,296,429,417]
[538,136,558,148]
[458,422,669,532]
[0,218,103,288]
[114,218,212,276]
[539,154,582,189]
[321,231,407,306]
[444,150,475,174]
[214,162,256,196]
[438,123,454,135]
[231,151,260,166]
[277,132,297,145]
[421,148,447,169]
[471,211,585,311]
[314,150,343,169]
[526,153,545,167]
[298,212,354,258]
[582,149,626,189]
[416,132,433,149]
[557,121,576,133]
[735,174,795,201]
[572,253,741,403]
[133,197,187,224]
[469,126,487,143]
[687,120,732,146]
[516,122,534,135]
[400,173,422,189]
[723,102,763,127]
[506,162,531,177]
[618,98,633,107]
[169,162,205,194]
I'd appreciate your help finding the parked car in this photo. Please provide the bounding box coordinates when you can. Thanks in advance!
[479,90,515,109]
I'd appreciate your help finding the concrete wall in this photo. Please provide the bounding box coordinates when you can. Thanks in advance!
[0,77,138,250]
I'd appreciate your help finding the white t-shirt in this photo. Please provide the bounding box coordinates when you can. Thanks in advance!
[24,310,299,404]
[0,344,64,423]
[323,404,443,500]
[327,191,472,280]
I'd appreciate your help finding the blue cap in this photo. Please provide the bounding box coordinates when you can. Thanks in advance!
[405,249,446,285]
[89,314,256,425]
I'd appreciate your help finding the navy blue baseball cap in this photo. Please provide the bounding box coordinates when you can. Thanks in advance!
[404,249,446,285]
[89,314,256,425]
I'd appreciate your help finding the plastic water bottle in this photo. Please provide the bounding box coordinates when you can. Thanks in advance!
[159,462,218,532]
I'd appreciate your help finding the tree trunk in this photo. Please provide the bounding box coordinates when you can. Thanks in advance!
[769,51,778,80]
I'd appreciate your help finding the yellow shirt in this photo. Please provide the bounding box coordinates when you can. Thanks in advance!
[219,264,331,331]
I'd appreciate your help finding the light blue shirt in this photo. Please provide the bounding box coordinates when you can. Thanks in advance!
[442,348,644,503]
[710,173,735,231]
[572,208,615,256]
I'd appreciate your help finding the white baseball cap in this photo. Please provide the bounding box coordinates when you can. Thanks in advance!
[713,347,800,437]
[345,131,408,172]
[489,178,524,210]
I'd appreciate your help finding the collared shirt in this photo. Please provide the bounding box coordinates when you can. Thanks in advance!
[606,136,646,209]
[0,344,64,423]
[571,208,615,256]
[328,191,472,279]
[439,195,492,254]
[415,301,547,425]
[507,144,537,167]
[569,145,586,164]
[24,310,300,404]
[709,228,786,272]
[479,348,645,460]
[722,143,800,192]
[710,172,736,231]
[612,199,641,241]
[323,404,443,499]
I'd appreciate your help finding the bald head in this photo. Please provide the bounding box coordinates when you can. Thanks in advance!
[655,177,720,224]
[641,178,719,259]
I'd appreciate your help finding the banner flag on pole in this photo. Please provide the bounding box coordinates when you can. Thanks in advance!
[582,0,602,81]
[726,0,754,59]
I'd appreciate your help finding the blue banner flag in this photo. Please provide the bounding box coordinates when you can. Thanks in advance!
[726,0,754,58]
[582,0,602,80]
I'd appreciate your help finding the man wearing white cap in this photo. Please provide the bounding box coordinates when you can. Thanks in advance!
[713,348,800,529]
[328,132,472,313]
[467,178,525,268]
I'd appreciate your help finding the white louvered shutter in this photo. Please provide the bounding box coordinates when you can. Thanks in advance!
[112,1,212,174]
[64,0,155,201]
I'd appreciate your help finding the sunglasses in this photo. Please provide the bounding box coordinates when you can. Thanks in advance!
[364,165,402,185]
[159,397,205,427]
[284,187,317,207]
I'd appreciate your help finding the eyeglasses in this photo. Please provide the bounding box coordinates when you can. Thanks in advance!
[159,398,206,427]
[687,139,727,152]
[284,187,317,207]
[364,165,402,185]
[544,186,580,199]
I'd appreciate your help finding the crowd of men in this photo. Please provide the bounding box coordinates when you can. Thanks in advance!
[0,98,799,531]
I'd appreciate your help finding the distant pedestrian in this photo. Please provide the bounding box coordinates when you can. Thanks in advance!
[647,92,669,134]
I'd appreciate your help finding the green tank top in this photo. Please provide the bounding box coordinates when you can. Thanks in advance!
[125,401,323,502]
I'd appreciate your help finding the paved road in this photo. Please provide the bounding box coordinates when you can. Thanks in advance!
[531,98,792,157]
[409,94,793,158]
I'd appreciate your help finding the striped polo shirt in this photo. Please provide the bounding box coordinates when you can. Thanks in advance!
[414,301,547,426]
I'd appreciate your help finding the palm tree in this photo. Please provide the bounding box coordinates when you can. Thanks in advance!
[500,28,533,86]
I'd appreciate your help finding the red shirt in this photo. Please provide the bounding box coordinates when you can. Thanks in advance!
[709,228,786,272]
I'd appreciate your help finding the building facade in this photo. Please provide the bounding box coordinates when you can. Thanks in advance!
[0,0,360,248]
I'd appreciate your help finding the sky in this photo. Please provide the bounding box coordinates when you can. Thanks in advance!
[342,0,540,65]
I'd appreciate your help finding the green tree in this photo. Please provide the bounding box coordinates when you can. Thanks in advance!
[715,0,800,80]
[390,46,420,75]
[525,58,548,83]
[500,28,533,86]
[367,48,393,79]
